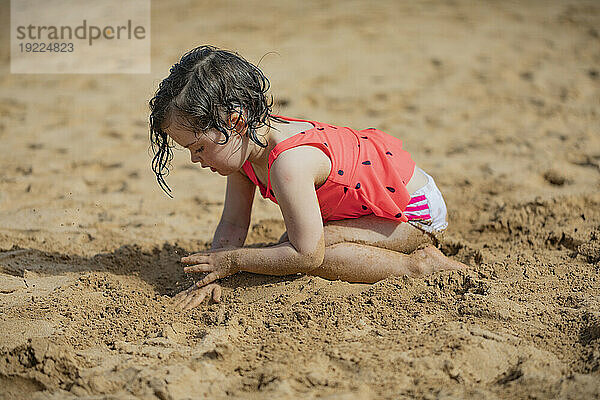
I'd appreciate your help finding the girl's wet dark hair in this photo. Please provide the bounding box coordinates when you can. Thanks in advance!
[149,45,287,196]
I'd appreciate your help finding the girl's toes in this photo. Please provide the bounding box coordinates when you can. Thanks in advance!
[419,245,468,272]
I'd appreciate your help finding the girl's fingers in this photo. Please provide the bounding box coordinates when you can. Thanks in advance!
[195,271,221,288]
[172,288,190,306]
[180,254,208,264]
[178,286,207,310]
[175,293,192,310]
[173,289,194,309]
[211,284,222,303]
[182,288,210,310]
[181,247,232,264]
[183,264,213,273]
[172,283,200,307]
[172,291,184,301]
[172,284,222,310]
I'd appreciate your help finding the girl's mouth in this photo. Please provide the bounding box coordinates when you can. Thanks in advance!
[210,167,217,172]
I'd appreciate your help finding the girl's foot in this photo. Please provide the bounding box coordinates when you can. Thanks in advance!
[410,245,467,275]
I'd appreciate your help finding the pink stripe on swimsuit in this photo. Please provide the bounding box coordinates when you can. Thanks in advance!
[404,194,432,222]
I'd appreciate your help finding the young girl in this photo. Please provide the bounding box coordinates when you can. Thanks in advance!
[149,45,466,310]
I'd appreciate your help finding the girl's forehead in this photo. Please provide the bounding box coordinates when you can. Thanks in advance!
[166,124,206,147]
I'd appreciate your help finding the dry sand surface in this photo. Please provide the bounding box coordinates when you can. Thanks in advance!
[1,0,600,398]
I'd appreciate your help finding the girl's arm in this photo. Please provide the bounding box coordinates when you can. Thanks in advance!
[182,147,326,284]
[210,170,256,249]
[233,148,326,273]
[210,219,249,249]
[173,170,256,310]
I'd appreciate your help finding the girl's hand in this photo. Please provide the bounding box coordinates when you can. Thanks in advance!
[180,249,240,288]
[172,283,222,310]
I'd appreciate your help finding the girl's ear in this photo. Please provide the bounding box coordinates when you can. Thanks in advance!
[226,111,247,135]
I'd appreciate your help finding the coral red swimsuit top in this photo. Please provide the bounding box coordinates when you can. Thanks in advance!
[241,115,416,223]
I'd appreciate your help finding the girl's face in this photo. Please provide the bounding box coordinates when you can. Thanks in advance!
[166,123,249,176]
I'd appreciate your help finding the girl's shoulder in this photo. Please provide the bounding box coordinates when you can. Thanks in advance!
[270,144,332,190]
[274,120,315,139]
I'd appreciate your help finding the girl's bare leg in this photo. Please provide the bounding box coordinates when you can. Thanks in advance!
[277,214,466,282]
[309,242,464,283]
[279,214,434,252]
[322,214,433,252]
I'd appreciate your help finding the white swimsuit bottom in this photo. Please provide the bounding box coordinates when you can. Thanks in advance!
[404,167,449,234]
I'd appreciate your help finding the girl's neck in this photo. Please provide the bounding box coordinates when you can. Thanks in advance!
[246,119,282,167]
[248,120,276,167]
[245,118,312,169]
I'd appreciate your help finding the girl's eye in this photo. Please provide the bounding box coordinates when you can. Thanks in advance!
[195,146,204,153]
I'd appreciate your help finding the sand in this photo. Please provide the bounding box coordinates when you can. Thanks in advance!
[1,0,599,398]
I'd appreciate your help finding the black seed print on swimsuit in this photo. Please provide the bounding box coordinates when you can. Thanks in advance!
[361,136,368,139]
[323,142,328,147]
[362,161,371,165]
[357,144,360,148]
[355,182,361,189]
[386,186,395,192]
[362,205,368,210]
[395,212,402,218]
[344,187,348,193]
[338,170,344,175]
[317,127,324,130]
[385,151,393,156]
[300,131,305,134]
